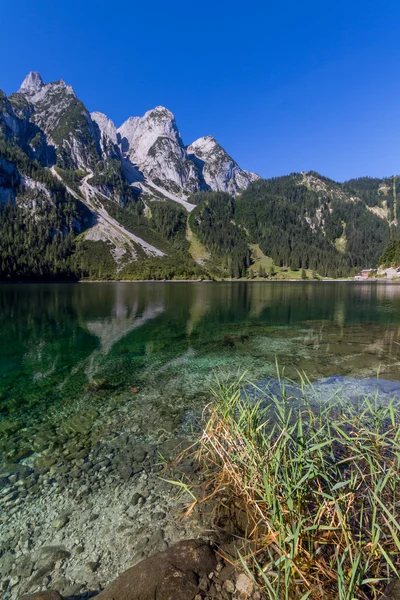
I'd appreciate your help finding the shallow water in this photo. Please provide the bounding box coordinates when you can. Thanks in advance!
[2,281,400,596]
[2,281,400,434]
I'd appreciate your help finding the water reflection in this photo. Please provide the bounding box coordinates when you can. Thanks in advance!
[1,282,400,423]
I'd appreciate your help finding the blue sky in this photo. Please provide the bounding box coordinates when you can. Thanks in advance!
[2,0,400,181]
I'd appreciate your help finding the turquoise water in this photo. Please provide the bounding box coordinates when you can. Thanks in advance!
[1,281,400,437]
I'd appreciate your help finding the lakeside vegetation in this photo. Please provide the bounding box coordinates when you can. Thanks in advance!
[176,376,400,599]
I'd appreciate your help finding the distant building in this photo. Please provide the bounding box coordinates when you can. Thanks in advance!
[359,269,373,280]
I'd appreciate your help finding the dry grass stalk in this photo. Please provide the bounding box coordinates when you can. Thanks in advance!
[175,374,400,600]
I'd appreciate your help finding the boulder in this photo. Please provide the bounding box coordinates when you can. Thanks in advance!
[96,539,217,600]
[21,592,63,600]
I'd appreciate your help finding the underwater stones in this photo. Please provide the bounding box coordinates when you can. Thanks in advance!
[64,409,99,434]
[36,546,70,566]
[31,431,55,452]
[85,559,99,572]
[11,447,34,462]
[1,490,18,503]
[0,551,16,577]
[33,455,56,475]
[0,420,19,437]
[52,515,69,531]
[21,592,63,600]
[130,492,146,506]
[2,463,32,478]
[85,379,110,392]
[25,562,55,590]
[12,555,34,578]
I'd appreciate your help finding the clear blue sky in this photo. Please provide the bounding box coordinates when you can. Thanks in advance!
[1,0,400,181]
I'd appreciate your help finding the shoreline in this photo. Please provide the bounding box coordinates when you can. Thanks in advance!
[1,277,400,284]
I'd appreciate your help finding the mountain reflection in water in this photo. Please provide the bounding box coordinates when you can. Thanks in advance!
[1,281,400,427]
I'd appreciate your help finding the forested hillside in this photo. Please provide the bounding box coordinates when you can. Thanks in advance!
[1,71,398,281]
[0,139,92,279]
[189,192,250,278]
[185,175,394,279]
[236,175,391,277]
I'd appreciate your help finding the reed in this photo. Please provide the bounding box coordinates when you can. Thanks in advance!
[177,373,400,599]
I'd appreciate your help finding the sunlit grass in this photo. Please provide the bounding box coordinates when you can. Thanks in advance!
[175,372,400,599]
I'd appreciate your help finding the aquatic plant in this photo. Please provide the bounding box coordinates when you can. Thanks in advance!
[176,373,400,599]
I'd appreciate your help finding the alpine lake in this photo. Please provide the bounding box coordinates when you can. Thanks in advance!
[2,281,400,597]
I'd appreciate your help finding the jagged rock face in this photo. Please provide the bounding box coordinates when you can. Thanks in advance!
[91,111,119,159]
[0,90,21,139]
[18,71,44,96]
[3,72,261,202]
[118,107,201,195]
[187,136,259,194]
[18,73,101,170]
[0,90,50,164]
[117,107,259,196]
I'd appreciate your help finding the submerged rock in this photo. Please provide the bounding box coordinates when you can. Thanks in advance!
[21,593,63,600]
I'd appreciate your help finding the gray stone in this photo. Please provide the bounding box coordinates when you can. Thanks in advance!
[36,546,70,566]
[223,579,235,593]
[52,515,69,530]
[86,560,99,572]
[130,492,144,506]
[21,592,63,600]
[235,573,254,596]
[26,562,55,589]
[0,551,15,577]
[12,554,34,577]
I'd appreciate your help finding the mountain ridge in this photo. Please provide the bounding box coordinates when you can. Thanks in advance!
[0,71,398,281]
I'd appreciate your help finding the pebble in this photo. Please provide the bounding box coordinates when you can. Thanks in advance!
[52,515,69,531]
[223,580,236,593]
[0,423,212,600]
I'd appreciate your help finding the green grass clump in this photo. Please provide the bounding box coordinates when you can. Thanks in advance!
[186,375,400,599]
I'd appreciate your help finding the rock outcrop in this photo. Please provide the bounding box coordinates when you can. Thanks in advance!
[188,135,259,194]
[118,106,201,195]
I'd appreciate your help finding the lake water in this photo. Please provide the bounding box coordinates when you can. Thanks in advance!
[2,281,400,596]
[2,281,400,436]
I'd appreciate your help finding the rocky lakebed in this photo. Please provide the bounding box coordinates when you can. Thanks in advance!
[0,384,264,600]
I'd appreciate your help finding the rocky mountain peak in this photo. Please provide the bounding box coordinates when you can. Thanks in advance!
[188,136,222,158]
[147,105,175,120]
[91,111,118,145]
[118,106,181,162]
[187,136,260,194]
[19,71,44,95]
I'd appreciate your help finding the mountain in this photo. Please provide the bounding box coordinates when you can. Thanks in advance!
[187,136,259,194]
[0,71,398,281]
